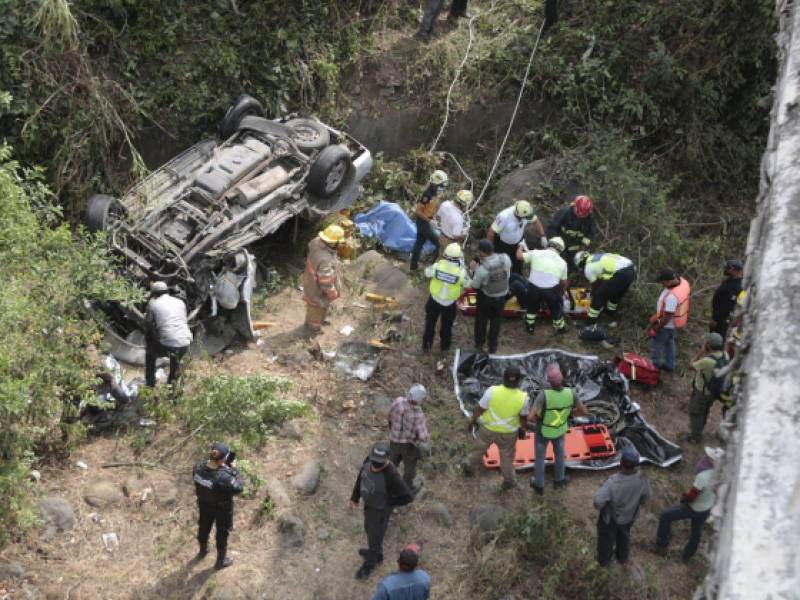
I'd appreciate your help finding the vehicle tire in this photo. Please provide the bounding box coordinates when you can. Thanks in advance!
[238,115,295,139]
[285,118,330,154]
[85,194,122,233]
[307,145,352,199]
[220,95,264,140]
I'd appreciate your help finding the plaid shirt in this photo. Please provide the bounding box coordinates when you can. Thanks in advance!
[388,397,430,447]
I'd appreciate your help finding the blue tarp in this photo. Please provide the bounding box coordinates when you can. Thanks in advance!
[354,202,438,254]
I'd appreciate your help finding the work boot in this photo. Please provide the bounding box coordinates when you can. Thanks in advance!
[447,14,459,25]
[555,325,569,334]
[525,322,536,335]
[684,434,700,445]
[358,549,384,562]
[355,562,375,580]
[415,31,429,43]
[529,478,544,496]
[455,10,471,17]
[214,550,234,569]
[196,543,209,560]
[501,477,519,491]
[649,543,667,556]
[554,475,571,490]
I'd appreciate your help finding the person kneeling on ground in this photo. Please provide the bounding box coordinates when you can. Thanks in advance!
[370,544,431,600]
[350,443,415,580]
[593,445,651,567]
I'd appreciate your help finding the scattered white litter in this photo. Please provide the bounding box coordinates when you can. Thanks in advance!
[340,325,354,336]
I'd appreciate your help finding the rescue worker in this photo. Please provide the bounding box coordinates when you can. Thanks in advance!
[422,243,470,353]
[388,384,430,492]
[487,200,547,276]
[509,237,569,335]
[574,251,636,329]
[193,442,244,569]
[447,0,470,24]
[649,269,691,374]
[411,170,448,271]
[528,364,587,495]
[302,225,343,333]
[350,443,415,580]
[145,281,193,389]
[469,239,511,354]
[546,195,597,275]
[651,447,724,561]
[709,259,743,339]
[437,190,470,258]
[593,445,651,567]
[461,365,530,491]
[685,333,728,444]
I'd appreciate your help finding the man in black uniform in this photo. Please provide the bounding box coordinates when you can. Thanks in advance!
[349,443,414,580]
[709,259,743,339]
[193,442,244,569]
[547,195,597,275]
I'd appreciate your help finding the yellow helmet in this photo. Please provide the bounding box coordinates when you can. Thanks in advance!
[430,170,449,186]
[443,243,462,261]
[455,190,473,207]
[319,225,345,246]
[737,290,746,305]
[514,200,533,219]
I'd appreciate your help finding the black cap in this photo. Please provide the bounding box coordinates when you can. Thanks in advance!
[503,365,522,389]
[398,544,419,571]
[724,259,744,271]
[369,442,390,464]
[478,239,494,254]
[211,442,230,460]
[657,268,676,282]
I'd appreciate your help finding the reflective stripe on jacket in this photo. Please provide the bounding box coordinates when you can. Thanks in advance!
[541,388,574,439]
[482,385,527,433]
[583,253,634,283]
[302,238,341,308]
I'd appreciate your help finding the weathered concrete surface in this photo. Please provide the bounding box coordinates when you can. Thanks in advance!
[698,1,800,598]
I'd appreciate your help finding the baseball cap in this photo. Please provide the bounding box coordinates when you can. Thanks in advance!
[620,445,640,468]
[703,332,723,349]
[369,442,390,464]
[398,544,419,571]
[408,384,426,404]
[705,446,724,462]
[151,281,169,293]
[503,365,522,389]
[478,239,494,254]
[656,268,676,282]
[211,442,230,459]
[724,259,744,271]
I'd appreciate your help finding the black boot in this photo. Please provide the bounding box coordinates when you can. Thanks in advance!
[358,549,384,563]
[214,549,233,569]
[356,562,375,579]
[196,543,209,560]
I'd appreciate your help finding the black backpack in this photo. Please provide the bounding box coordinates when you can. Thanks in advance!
[704,353,729,399]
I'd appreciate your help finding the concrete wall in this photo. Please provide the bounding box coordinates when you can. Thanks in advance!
[697,0,800,597]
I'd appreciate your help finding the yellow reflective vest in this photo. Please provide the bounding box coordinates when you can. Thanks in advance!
[426,260,470,305]
[482,385,527,433]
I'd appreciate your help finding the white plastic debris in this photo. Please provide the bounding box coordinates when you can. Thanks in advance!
[102,532,119,553]
[340,325,355,336]
[139,418,156,427]
[30,470,41,483]
[77,462,88,470]
[155,367,167,381]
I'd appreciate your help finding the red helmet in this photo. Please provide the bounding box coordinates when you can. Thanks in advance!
[574,196,593,218]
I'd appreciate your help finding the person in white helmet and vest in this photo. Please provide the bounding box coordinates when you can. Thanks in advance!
[422,243,470,353]
[437,189,471,258]
[469,238,511,354]
[144,281,193,389]
[461,365,530,491]
[302,225,344,332]
[411,170,448,271]
[528,363,587,495]
[487,200,547,276]
[574,251,637,330]
[509,237,569,336]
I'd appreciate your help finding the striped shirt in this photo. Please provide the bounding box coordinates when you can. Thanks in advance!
[388,398,430,447]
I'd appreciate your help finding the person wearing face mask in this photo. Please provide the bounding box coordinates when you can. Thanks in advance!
[350,443,415,580]
[410,170,448,272]
[487,200,547,276]
[709,259,743,339]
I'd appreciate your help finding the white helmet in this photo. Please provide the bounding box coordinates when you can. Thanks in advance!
[430,170,449,186]
[514,200,533,219]
[548,237,565,253]
[444,243,462,261]
[455,190,473,207]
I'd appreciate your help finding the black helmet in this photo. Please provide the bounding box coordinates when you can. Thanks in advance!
[503,365,522,389]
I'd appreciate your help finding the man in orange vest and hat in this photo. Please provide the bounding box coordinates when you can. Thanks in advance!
[649,269,691,374]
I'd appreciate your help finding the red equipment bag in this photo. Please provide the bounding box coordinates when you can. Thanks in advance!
[614,353,660,387]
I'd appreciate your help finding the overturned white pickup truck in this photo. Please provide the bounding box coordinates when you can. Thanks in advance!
[87,95,373,361]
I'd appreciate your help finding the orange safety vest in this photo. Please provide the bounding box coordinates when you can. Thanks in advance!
[650,278,691,328]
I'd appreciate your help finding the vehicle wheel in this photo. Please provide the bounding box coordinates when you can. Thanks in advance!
[85,194,122,233]
[220,94,264,140]
[307,145,352,199]
[285,118,330,154]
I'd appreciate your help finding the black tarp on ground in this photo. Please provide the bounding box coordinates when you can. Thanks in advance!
[453,349,682,470]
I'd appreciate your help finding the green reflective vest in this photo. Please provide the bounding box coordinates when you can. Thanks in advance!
[527,249,567,279]
[541,388,574,439]
[584,253,633,282]
[428,260,468,304]
[482,385,527,433]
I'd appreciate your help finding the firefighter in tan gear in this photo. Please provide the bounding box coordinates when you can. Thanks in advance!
[303,225,344,332]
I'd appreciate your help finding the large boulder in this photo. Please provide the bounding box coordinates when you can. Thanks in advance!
[39,497,76,534]
[490,158,565,212]
[469,504,509,534]
[83,480,122,508]
[292,460,321,495]
[266,477,292,508]
[0,561,26,580]
[432,503,454,529]
[279,515,306,549]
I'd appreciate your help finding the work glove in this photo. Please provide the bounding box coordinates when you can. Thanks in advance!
[540,236,548,249]
[648,328,657,339]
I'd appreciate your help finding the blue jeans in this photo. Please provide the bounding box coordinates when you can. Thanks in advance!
[655,503,710,558]
[531,430,565,489]
[650,327,676,371]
